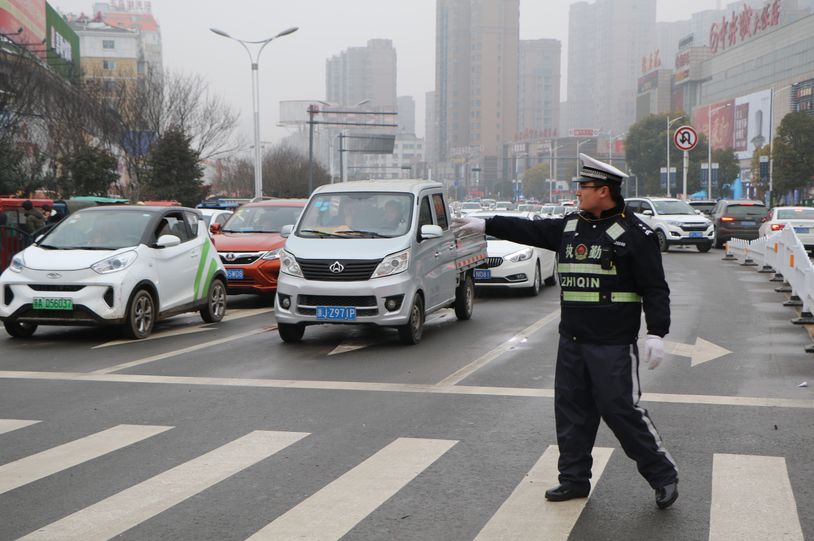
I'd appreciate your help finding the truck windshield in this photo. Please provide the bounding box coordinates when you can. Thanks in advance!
[297,192,414,238]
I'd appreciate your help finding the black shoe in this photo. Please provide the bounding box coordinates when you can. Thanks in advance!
[655,482,678,509]
[544,483,590,502]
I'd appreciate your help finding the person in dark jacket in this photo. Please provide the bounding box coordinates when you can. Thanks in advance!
[452,153,678,509]
[21,200,46,234]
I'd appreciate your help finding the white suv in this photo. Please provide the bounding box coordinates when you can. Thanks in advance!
[626,197,714,252]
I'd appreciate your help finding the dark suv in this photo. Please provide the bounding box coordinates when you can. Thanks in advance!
[710,199,769,248]
[688,199,717,216]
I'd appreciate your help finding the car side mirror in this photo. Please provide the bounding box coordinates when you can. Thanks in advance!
[156,234,181,248]
[210,223,222,234]
[421,224,443,239]
[695,210,702,215]
[280,224,293,238]
[642,209,654,216]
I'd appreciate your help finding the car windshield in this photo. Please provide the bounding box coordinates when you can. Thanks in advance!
[296,192,414,238]
[39,210,151,250]
[726,204,769,218]
[223,205,302,233]
[652,200,696,215]
[777,208,814,220]
[690,202,716,212]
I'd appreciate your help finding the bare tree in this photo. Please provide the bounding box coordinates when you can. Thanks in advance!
[262,144,330,198]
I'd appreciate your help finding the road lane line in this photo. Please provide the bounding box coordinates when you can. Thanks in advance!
[92,326,274,374]
[709,454,804,541]
[246,437,457,541]
[93,326,216,349]
[474,446,613,541]
[0,419,40,435]
[0,371,812,409]
[0,424,172,495]
[19,430,309,541]
[436,310,560,386]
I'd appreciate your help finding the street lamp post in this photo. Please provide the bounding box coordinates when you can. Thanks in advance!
[548,144,564,203]
[666,116,683,197]
[210,26,298,200]
[706,103,731,199]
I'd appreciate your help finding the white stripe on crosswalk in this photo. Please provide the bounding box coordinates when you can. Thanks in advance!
[19,430,309,541]
[0,419,40,435]
[246,437,457,541]
[0,424,171,495]
[474,445,613,541]
[709,453,804,541]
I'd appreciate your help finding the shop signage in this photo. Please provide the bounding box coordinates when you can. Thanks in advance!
[709,0,781,54]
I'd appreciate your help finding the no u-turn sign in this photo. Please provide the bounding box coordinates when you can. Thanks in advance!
[674,125,698,151]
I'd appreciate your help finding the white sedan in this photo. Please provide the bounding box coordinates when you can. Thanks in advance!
[468,211,557,296]
[0,206,227,339]
[759,206,814,250]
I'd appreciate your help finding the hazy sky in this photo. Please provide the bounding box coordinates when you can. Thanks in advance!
[51,0,726,144]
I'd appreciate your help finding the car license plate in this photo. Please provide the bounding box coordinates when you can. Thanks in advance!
[474,269,491,280]
[226,268,244,280]
[33,297,73,310]
[740,221,756,227]
[689,231,703,238]
[316,306,356,321]
[794,227,809,234]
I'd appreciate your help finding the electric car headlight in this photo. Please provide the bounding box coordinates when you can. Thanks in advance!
[372,248,410,278]
[91,251,137,274]
[279,249,303,277]
[9,253,25,273]
[505,247,533,262]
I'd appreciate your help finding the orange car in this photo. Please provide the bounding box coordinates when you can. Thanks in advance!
[210,199,306,295]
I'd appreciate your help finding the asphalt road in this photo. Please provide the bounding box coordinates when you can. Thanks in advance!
[1,247,813,541]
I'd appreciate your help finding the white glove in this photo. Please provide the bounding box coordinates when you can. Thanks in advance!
[451,216,485,237]
[643,335,664,370]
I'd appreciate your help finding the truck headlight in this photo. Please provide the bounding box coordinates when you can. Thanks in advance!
[372,248,410,278]
[9,253,25,273]
[505,247,533,262]
[261,248,281,260]
[91,251,137,274]
[280,249,303,277]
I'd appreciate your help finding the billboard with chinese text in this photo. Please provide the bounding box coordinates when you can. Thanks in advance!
[45,2,79,80]
[693,90,770,161]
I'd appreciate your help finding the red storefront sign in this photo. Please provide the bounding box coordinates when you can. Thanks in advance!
[709,0,781,54]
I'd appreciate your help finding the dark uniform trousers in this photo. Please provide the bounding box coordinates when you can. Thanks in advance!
[555,336,677,490]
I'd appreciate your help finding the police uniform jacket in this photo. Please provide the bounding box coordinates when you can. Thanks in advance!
[485,202,670,345]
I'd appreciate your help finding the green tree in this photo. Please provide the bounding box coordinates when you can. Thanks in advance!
[772,111,814,198]
[522,163,551,201]
[750,145,772,199]
[144,127,205,207]
[58,144,119,196]
[0,140,24,195]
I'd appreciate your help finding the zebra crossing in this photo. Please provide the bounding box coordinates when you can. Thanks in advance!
[0,419,806,541]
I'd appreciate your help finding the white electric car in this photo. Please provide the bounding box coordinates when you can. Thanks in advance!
[0,206,227,339]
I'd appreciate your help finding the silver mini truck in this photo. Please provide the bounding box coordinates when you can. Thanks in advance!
[274,180,487,344]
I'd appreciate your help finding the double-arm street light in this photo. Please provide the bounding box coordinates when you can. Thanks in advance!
[706,103,731,199]
[666,116,683,197]
[210,26,298,200]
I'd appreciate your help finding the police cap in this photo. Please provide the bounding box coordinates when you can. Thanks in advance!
[573,153,628,186]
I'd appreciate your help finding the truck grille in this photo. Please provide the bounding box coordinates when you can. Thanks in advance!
[298,295,377,307]
[297,259,381,281]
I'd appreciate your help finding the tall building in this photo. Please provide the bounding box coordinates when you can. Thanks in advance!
[69,17,140,84]
[397,95,415,134]
[325,39,397,110]
[518,39,561,139]
[435,0,519,189]
[92,1,162,78]
[566,0,656,135]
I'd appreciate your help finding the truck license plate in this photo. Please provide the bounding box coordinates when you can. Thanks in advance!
[474,269,491,280]
[33,297,73,310]
[226,269,244,280]
[316,306,357,321]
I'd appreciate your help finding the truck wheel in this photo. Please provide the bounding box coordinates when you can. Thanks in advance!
[526,262,542,297]
[398,294,424,345]
[697,242,712,253]
[4,321,37,338]
[278,323,305,343]
[125,289,155,339]
[454,272,474,320]
[200,278,227,323]
[656,230,669,252]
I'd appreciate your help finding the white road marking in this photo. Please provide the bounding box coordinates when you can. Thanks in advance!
[709,453,804,541]
[19,430,308,541]
[246,437,456,541]
[92,327,274,374]
[0,424,172,495]
[0,419,40,435]
[436,310,560,386]
[1,370,811,409]
[663,337,732,367]
[475,446,613,541]
[327,309,452,355]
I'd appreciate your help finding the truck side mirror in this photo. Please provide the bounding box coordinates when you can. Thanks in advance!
[421,224,443,239]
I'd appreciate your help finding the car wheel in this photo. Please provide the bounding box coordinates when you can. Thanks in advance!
[697,242,712,253]
[544,266,557,286]
[200,278,227,323]
[398,294,424,345]
[125,289,155,340]
[656,230,669,252]
[454,271,474,320]
[526,261,542,297]
[4,321,37,338]
[278,322,305,343]
[713,229,724,249]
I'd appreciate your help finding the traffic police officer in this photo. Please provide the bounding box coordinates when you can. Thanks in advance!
[452,154,679,509]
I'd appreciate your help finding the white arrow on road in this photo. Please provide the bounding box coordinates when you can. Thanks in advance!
[328,310,456,355]
[663,337,732,367]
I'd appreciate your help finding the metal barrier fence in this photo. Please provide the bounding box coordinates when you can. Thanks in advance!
[0,226,33,274]
[722,228,814,353]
